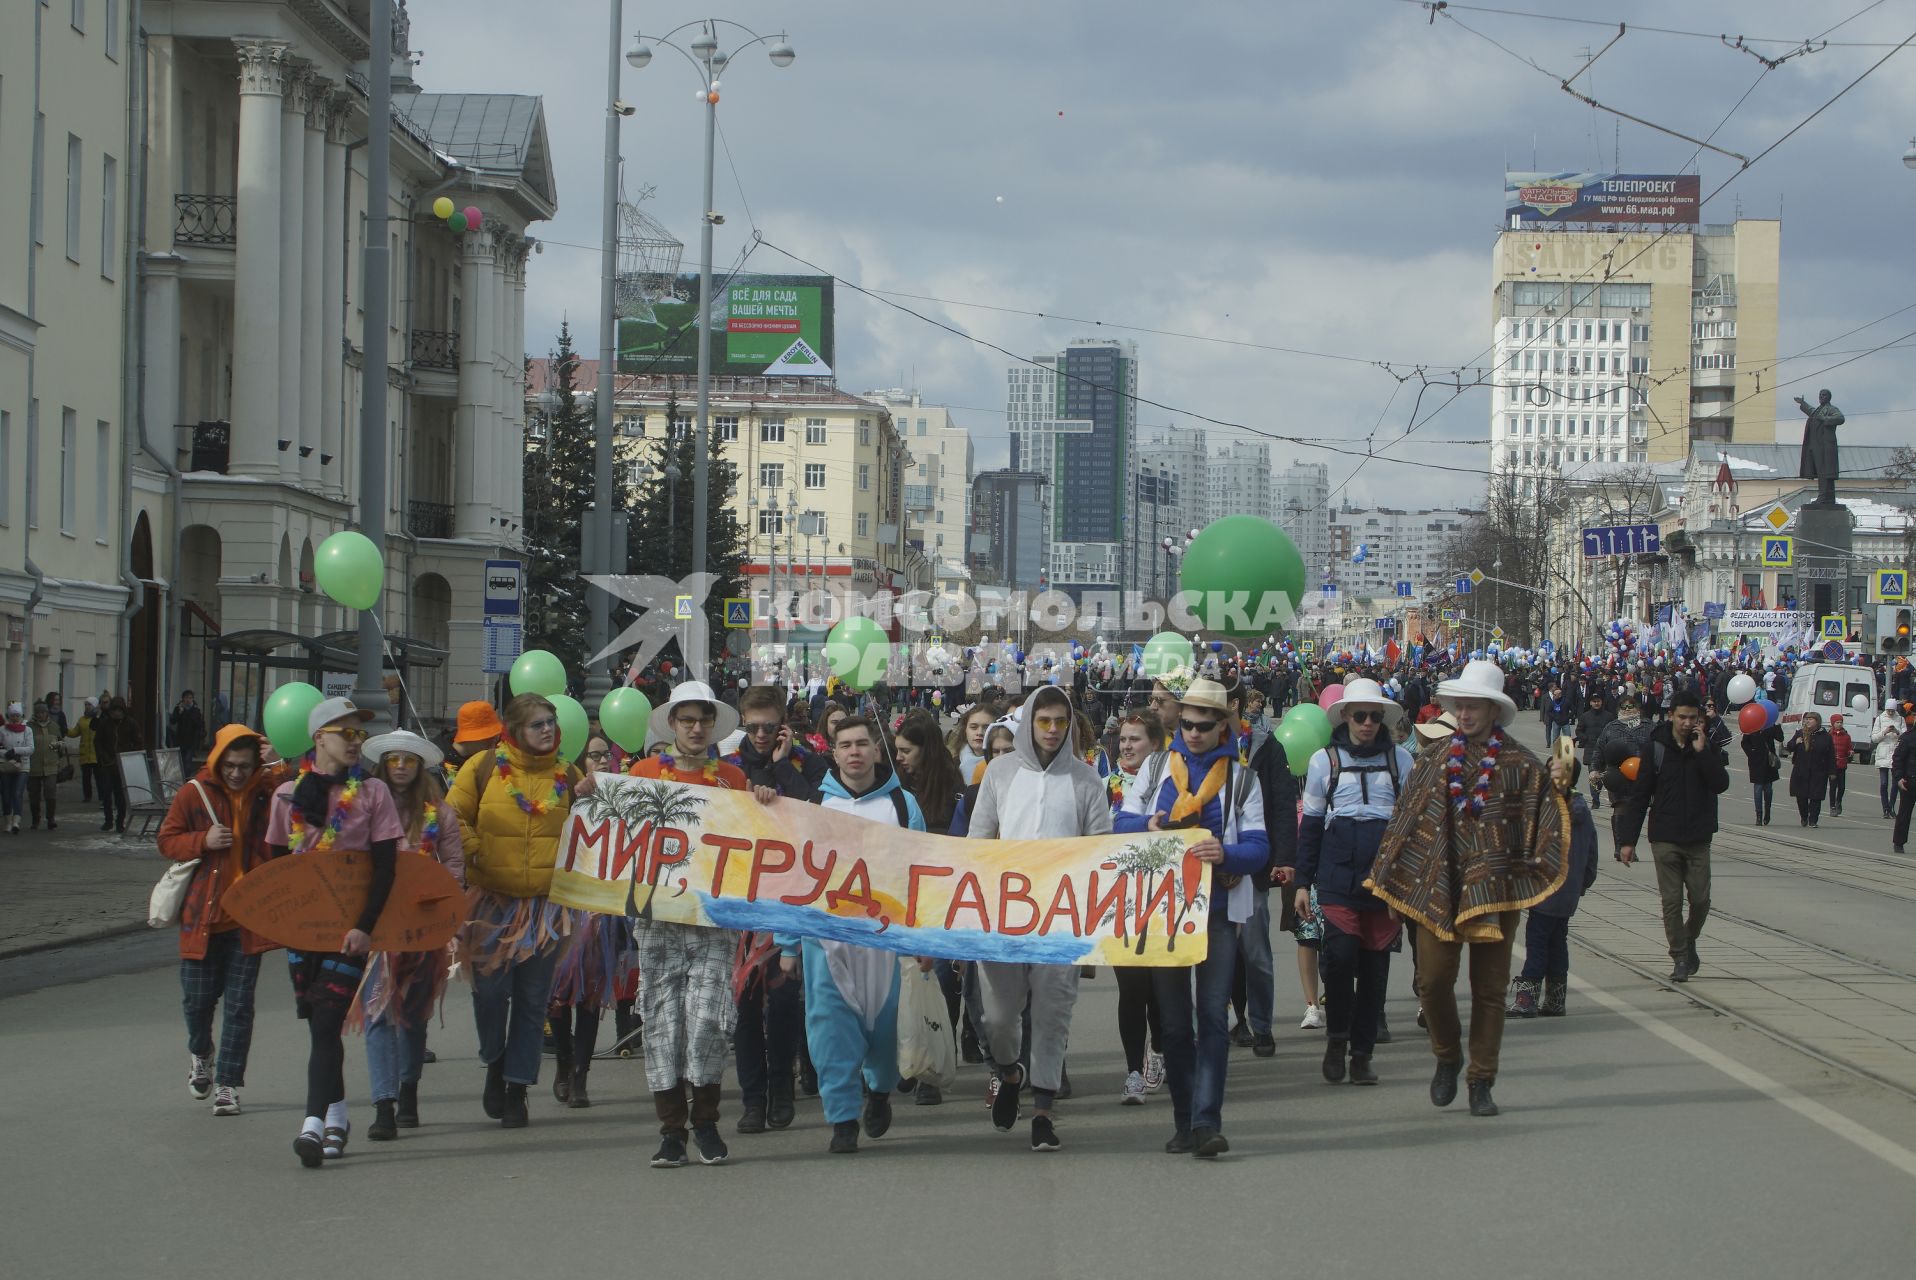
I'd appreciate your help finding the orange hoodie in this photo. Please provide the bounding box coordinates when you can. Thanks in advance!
[156,724,293,958]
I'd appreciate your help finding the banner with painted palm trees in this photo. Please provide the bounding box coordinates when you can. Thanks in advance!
[547,775,1212,966]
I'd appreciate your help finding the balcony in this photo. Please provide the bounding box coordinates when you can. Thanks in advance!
[174,194,237,247]
[188,421,230,474]
[409,329,460,372]
[407,500,453,539]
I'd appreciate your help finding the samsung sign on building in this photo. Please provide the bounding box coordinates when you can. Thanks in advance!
[1505,172,1701,224]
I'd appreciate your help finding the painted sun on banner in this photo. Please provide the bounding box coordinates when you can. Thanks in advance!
[547,776,1212,966]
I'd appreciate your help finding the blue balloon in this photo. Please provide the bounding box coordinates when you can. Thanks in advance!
[1757,697,1780,728]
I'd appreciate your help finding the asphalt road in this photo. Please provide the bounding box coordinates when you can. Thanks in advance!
[6,717,1916,1277]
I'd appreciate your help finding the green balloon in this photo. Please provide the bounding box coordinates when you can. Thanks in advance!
[1283,703,1332,753]
[825,616,891,691]
[509,648,568,697]
[549,693,590,765]
[1139,631,1194,681]
[599,687,652,754]
[263,681,325,759]
[1273,720,1316,777]
[447,210,469,233]
[1180,516,1306,638]
[314,530,385,612]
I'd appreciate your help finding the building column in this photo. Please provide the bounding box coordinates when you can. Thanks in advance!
[509,240,530,541]
[453,227,497,539]
[298,79,328,492]
[277,68,314,485]
[319,93,349,500]
[228,39,290,479]
[142,255,183,455]
[491,238,515,540]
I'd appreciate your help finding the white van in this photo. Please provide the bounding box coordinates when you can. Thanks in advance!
[1779,662,1882,764]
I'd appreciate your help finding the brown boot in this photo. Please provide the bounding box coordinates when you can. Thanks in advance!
[652,1083,689,1138]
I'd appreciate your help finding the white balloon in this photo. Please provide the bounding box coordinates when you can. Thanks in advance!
[1851,693,1871,713]
[1725,673,1757,705]
[994,195,1004,204]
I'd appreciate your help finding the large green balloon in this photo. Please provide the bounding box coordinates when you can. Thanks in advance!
[1139,631,1194,681]
[509,648,567,697]
[549,693,590,765]
[1179,516,1306,637]
[599,687,652,754]
[1273,720,1317,777]
[314,530,385,612]
[263,681,325,759]
[1282,703,1332,754]
[825,616,891,691]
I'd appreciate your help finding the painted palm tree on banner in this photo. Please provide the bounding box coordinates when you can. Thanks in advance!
[578,778,710,922]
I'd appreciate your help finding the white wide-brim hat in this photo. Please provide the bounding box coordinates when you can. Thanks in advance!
[648,681,740,744]
[1436,659,1519,727]
[1328,678,1405,731]
[363,729,443,771]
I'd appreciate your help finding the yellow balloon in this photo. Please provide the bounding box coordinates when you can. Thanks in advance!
[432,196,454,220]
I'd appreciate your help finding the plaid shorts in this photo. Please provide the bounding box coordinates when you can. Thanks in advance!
[632,920,738,1092]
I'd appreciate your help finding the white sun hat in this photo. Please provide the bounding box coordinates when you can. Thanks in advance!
[1327,677,1406,731]
[1435,659,1519,727]
[363,729,444,771]
[648,680,740,743]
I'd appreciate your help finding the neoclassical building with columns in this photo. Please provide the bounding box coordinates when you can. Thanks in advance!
[134,1,554,730]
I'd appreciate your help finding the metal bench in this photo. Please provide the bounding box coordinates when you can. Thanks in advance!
[120,750,184,838]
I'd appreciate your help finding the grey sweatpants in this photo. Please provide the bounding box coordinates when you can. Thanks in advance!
[976,961,1079,1106]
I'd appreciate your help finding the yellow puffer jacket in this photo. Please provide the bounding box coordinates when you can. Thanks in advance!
[449,743,578,899]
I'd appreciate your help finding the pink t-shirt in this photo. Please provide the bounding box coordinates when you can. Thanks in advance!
[267,775,408,853]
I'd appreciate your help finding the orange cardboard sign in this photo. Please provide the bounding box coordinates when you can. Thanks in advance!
[223,851,463,953]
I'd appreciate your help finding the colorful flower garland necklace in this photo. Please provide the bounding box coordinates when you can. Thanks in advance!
[1445,727,1503,817]
[494,742,570,816]
[286,759,364,853]
[1106,768,1128,809]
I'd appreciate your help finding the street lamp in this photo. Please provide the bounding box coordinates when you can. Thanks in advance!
[629,19,796,590]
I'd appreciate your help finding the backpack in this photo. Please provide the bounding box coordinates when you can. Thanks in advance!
[1324,746,1406,815]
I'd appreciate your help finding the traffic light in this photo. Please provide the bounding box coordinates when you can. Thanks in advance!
[1877,605,1912,655]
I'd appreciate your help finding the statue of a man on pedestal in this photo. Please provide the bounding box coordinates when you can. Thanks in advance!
[1796,388,1844,507]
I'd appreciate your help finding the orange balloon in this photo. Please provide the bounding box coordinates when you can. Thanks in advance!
[1619,756,1640,781]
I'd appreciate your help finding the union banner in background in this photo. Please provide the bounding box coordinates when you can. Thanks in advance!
[547,776,1211,967]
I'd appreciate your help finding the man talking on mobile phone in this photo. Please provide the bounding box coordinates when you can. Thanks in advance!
[1611,691,1729,984]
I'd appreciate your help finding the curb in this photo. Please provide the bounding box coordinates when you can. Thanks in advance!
[0,920,154,964]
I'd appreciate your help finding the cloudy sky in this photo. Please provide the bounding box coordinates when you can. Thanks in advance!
[417,0,1916,510]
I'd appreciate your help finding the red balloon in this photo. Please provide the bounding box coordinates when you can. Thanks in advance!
[1738,703,1767,734]
[463,206,483,230]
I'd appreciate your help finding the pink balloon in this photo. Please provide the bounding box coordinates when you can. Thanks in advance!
[1318,683,1345,711]
[463,206,483,230]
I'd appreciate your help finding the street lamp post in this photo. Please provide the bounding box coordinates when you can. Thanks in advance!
[584,0,630,707]
[628,21,795,587]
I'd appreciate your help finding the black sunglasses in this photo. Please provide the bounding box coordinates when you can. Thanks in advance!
[1180,718,1221,733]
[742,722,781,736]
[1348,710,1384,724]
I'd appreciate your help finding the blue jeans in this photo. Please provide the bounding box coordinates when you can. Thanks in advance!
[1752,780,1773,820]
[0,771,23,818]
[366,954,437,1103]
[471,946,561,1086]
[1518,913,1570,981]
[1151,912,1238,1134]
[1235,888,1275,1035]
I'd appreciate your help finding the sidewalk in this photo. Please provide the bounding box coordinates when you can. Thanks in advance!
[0,783,163,958]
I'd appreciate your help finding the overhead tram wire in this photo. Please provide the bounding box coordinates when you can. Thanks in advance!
[1386,0,1906,48]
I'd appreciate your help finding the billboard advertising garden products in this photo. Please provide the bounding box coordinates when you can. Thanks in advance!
[1505,172,1701,224]
[616,273,835,377]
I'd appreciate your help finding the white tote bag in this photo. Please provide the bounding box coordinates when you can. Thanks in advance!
[147,781,215,928]
[894,960,959,1090]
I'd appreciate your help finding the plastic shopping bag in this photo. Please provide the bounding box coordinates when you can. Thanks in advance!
[894,960,959,1090]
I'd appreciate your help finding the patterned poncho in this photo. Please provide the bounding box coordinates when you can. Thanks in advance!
[1365,734,1569,943]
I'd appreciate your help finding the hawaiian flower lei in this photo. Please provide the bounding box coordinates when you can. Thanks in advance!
[1106,769,1127,809]
[417,809,440,859]
[286,760,364,853]
[1237,716,1253,765]
[495,743,570,816]
[1445,728,1503,817]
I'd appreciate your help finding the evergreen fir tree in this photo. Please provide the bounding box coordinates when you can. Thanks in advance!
[522,322,602,669]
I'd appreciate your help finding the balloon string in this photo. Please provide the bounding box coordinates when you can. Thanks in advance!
[359,606,419,730]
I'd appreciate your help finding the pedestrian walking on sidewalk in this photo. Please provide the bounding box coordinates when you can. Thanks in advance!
[1741,719,1783,826]
[0,703,32,833]
[1509,752,1599,1018]
[156,725,293,1117]
[93,698,142,833]
[1873,700,1903,819]
[25,702,66,829]
[1613,692,1729,984]
[1786,713,1835,828]
[66,697,100,802]
[1891,706,1916,853]
[1827,715,1854,817]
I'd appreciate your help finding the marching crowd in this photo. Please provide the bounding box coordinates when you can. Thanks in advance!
[146,641,1916,1169]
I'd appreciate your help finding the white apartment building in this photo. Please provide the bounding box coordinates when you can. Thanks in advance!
[0,2,137,711]
[139,2,554,730]
[1206,438,1275,525]
[1135,426,1208,600]
[1329,507,1473,598]
[864,389,972,591]
[1275,460,1330,581]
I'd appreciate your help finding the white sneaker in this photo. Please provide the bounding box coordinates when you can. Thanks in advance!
[212,1085,241,1116]
[1300,1004,1325,1030]
[1142,1051,1165,1092]
[1120,1071,1146,1105]
[188,1055,213,1100]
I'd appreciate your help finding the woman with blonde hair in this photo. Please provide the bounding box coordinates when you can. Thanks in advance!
[359,730,464,1140]
[449,693,597,1130]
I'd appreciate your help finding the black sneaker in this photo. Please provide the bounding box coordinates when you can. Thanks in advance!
[915,1084,944,1106]
[1322,1037,1348,1083]
[1251,1032,1277,1058]
[368,1099,399,1141]
[1685,942,1701,976]
[395,1081,420,1128]
[1029,1114,1060,1151]
[1667,959,1691,984]
[736,1102,767,1134]
[650,1135,688,1168]
[1163,1129,1196,1154]
[691,1125,729,1165]
[991,1069,1021,1132]
[1230,1022,1254,1048]
[863,1090,893,1139]
[482,1059,506,1119]
[501,1083,529,1129]
[1192,1127,1230,1158]
[829,1120,860,1154]
[766,1090,796,1130]
[1348,1054,1379,1086]
[1468,1080,1500,1117]
[1431,1059,1461,1108]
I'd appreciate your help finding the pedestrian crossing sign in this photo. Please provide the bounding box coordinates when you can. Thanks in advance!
[674,594,695,620]
[1878,570,1907,603]
[1300,639,1316,655]
[1761,536,1793,567]
[1821,615,1845,640]
[1440,608,1457,622]
[723,598,753,628]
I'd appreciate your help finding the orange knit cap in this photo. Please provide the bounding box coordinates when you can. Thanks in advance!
[454,700,505,744]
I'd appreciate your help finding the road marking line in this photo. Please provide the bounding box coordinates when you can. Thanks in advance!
[1570,971,1916,1180]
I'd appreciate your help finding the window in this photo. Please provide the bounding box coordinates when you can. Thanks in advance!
[65,133,82,262]
[757,509,783,536]
[1631,323,1650,342]
[803,463,825,488]
[856,511,870,538]
[1694,353,1736,370]
[758,462,784,489]
[760,417,785,443]
[25,402,39,528]
[916,462,928,477]
[858,464,870,491]
[1629,356,1648,374]
[804,418,827,445]
[858,423,871,447]
[59,409,76,533]
[105,0,119,59]
[99,154,116,279]
[669,415,691,440]
[715,414,738,442]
